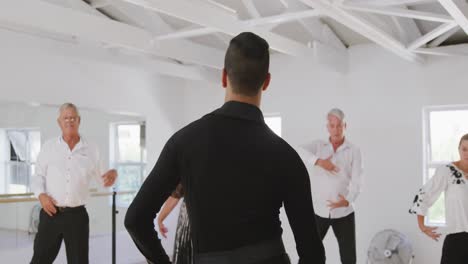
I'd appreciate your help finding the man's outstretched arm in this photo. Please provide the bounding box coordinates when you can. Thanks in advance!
[125,137,180,264]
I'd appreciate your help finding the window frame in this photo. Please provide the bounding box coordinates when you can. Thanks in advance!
[110,121,146,207]
[1,128,41,194]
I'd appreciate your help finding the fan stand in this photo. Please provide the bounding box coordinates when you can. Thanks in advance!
[366,255,414,264]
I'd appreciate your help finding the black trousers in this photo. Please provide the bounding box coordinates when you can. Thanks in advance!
[195,252,290,264]
[253,253,290,264]
[315,213,356,264]
[441,232,468,264]
[30,206,89,264]
[194,238,290,264]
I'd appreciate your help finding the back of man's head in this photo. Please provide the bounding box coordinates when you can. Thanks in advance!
[224,32,270,97]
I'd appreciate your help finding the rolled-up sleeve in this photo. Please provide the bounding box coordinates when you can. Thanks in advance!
[299,141,320,166]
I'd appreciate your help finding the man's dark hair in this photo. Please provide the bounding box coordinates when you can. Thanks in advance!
[224,32,270,96]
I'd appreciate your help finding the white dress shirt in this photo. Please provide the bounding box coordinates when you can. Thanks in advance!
[299,138,364,219]
[410,164,468,235]
[31,136,106,207]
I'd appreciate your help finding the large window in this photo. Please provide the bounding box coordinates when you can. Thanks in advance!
[0,129,41,194]
[423,106,468,225]
[110,122,146,206]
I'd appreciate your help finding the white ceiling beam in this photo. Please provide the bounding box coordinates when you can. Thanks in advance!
[63,0,108,16]
[344,0,438,6]
[392,16,411,43]
[407,21,458,49]
[126,0,347,72]
[0,24,206,80]
[415,43,468,56]
[339,3,450,46]
[83,0,346,72]
[96,0,228,65]
[389,5,423,45]
[157,27,217,41]
[437,0,468,35]
[89,0,114,9]
[299,0,423,62]
[240,0,279,31]
[71,0,228,70]
[122,0,348,72]
[247,9,322,26]
[107,1,173,35]
[120,0,314,57]
[0,0,224,69]
[203,0,239,19]
[428,26,459,47]
[283,0,347,50]
[156,9,321,41]
[341,3,455,22]
[415,48,454,55]
[283,0,348,71]
[321,23,348,51]
[242,0,262,18]
[341,2,422,45]
[70,0,229,69]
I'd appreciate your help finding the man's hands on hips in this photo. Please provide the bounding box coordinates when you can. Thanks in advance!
[38,193,57,216]
[327,194,349,210]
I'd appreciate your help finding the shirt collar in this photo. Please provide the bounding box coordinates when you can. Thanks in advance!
[211,101,265,123]
[323,137,350,151]
[58,135,87,151]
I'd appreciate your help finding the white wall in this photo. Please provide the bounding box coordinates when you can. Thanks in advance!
[0,28,188,257]
[180,45,468,264]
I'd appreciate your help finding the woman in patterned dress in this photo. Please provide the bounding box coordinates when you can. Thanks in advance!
[409,134,468,264]
[158,184,192,264]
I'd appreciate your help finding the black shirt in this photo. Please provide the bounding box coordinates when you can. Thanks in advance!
[125,101,325,264]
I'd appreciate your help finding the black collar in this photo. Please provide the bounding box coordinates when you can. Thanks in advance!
[211,101,264,123]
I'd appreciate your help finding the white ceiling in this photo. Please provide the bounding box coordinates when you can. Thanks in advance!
[2,0,468,79]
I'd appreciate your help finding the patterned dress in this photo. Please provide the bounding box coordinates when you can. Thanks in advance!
[409,163,468,230]
[409,163,468,263]
[171,184,193,264]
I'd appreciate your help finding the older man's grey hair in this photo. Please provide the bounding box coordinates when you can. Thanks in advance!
[327,108,345,123]
[58,103,80,117]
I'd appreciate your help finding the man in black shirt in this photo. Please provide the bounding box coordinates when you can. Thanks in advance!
[125,32,325,264]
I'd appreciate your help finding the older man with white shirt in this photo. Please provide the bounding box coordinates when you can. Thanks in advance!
[30,103,117,264]
[300,108,363,264]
